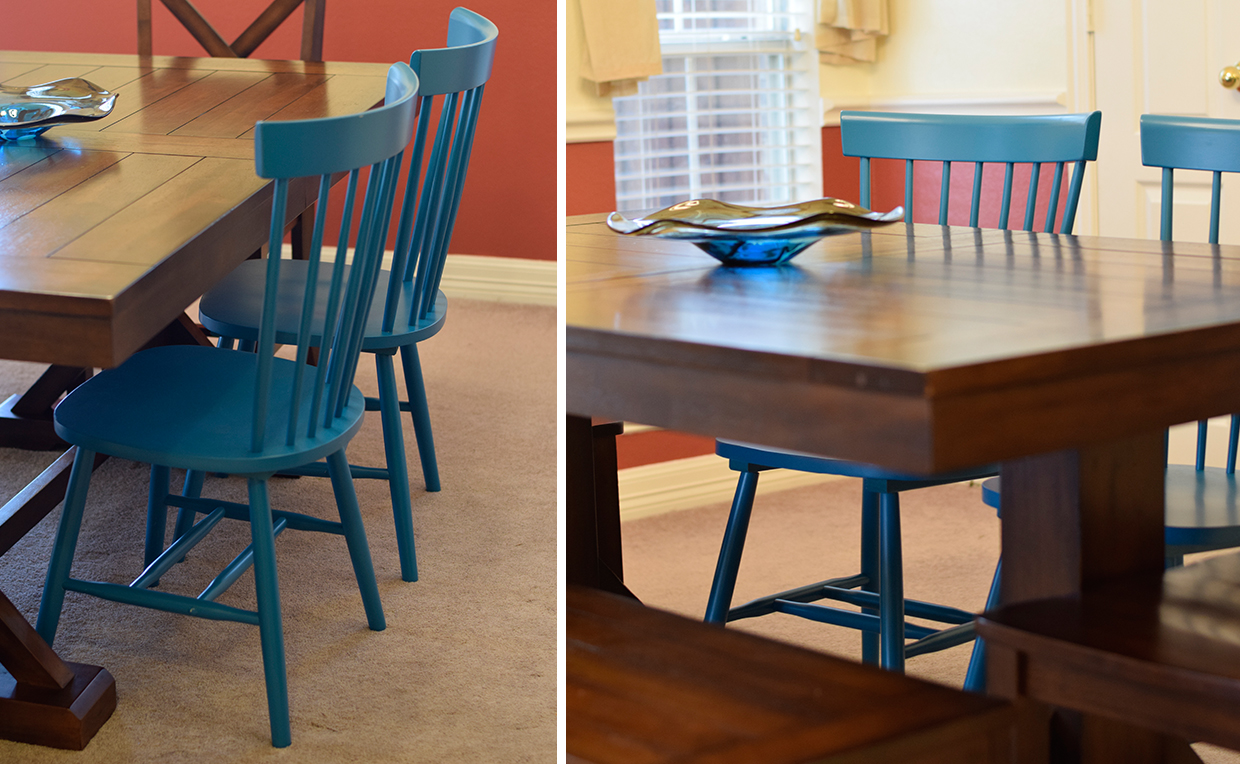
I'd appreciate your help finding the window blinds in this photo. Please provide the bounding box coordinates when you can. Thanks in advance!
[613,0,822,212]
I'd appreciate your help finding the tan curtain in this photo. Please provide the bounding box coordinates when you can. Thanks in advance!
[816,0,889,64]
[578,0,663,97]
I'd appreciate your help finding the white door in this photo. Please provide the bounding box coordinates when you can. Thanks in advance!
[1091,0,1240,243]
[1088,0,1240,462]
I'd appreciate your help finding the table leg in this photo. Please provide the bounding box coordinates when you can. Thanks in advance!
[0,365,92,451]
[993,429,1198,763]
[0,589,116,749]
[290,208,314,261]
[566,415,633,598]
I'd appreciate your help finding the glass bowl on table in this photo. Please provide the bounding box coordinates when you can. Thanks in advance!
[0,78,118,141]
[606,198,904,267]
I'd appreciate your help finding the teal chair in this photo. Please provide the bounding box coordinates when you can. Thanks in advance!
[706,111,1103,690]
[978,112,1240,606]
[36,61,421,747]
[198,8,499,583]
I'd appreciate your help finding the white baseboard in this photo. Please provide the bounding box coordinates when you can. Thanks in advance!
[286,247,556,306]
[439,254,557,306]
[619,454,845,522]
[823,92,1067,125]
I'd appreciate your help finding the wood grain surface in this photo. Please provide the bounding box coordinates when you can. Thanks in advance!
[566,214,1240,761]
[978,550,1240,754]
[567,215,1240,475]
[568,586,1017,764]
[0,51,389,368]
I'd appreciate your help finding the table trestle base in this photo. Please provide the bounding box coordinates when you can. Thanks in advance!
[0,662,116,750]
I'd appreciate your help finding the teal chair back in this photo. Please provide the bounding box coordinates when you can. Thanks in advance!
[251,62,417,458]
[840,111,1102,233]
[36,61,420,748]
[1140,113,1240,245]
[1141,113,1240,475]
[384,6,498,333]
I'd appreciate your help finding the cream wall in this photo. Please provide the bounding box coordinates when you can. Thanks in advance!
[565,0,1074,139]
[824,0,1069,119]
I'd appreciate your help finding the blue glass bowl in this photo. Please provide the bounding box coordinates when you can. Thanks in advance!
[0,78,118,141]
[606,198,904,266]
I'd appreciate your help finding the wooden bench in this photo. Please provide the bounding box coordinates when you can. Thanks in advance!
[978,550,1240,756]
[568,586,1018,763]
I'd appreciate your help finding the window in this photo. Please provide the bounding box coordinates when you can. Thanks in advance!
[612,0,822,212]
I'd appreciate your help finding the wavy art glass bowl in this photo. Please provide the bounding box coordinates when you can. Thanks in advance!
[0,78,118,141]
[606,198,904,266]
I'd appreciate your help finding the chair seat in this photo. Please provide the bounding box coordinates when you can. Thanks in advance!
[198,259,447,351]
[54,345,365,475]
[1163,465,1240,550]
[716,439,997,485]
[982,471,1240,552]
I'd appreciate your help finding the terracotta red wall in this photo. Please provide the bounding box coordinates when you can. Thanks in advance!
[566,142,616,216]
[0,0,555,261]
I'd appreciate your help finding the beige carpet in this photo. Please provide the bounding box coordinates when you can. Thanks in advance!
[621,476,1240,762]
[0,299,556,762]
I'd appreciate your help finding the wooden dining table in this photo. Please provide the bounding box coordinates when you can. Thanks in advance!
[566,212,1240,762]
[0,50,390,749]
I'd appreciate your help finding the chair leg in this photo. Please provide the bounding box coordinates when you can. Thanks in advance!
[859,490,880,665]
[144,464,171,567]
[375,352,418,582]
[326,449,386,631]
[246,477,291,748]
[706,470,760,624]
[173,469,206,540]
[399,344,440,492]
[36,448,96,646]
[963,558,1001,693]
[878,491,905,672]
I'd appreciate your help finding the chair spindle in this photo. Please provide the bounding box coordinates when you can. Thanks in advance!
[904,160,914,222]
[938,161,951,225]
[969,162,983,228]
[1044,161,1065,233]
[1023,162,1041,231]
[998,162,1014,229]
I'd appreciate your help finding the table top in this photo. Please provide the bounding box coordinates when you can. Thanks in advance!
[566,214,1240,473]
[0,51,390,368]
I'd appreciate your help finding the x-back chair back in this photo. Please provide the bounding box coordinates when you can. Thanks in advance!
[138,0,327,61]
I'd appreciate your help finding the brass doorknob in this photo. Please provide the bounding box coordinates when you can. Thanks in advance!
[1222,64,1240,89]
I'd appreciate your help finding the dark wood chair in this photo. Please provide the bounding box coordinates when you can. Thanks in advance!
[137,0,326,61]
[569,586,1020,763]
